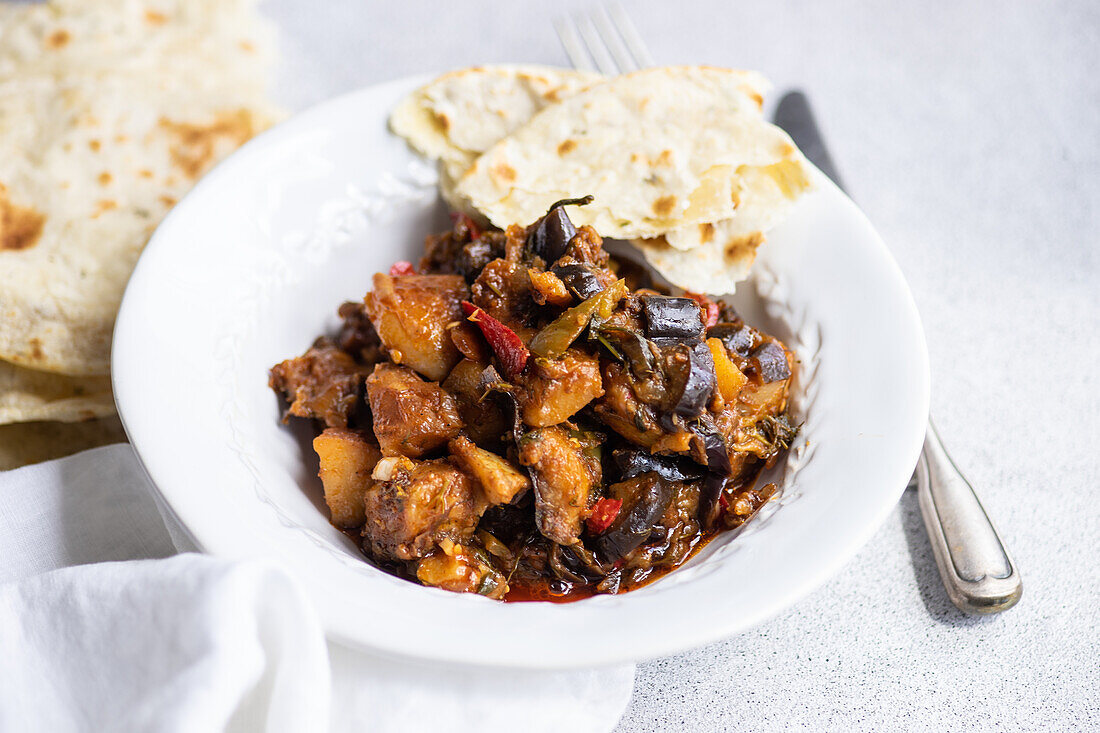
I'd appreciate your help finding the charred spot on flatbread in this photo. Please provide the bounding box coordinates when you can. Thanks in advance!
[160,109,261,180]
[652,195,677,218]
[45,29,71,49]
[0,187,46,252]
[724,232,765,264]
[699,222,715,243]
[492,163,517,184]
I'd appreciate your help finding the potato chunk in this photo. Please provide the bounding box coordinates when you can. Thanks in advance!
[449,436,530,505]
[366,363,464,458]
[364,273,467,381]
[313,428,381,529]
[415,540,508,599]
[362,458,484,561]
[518,425,600,545]
[518,348,604,428]
[269,339,367,428]
[470,258,534,327]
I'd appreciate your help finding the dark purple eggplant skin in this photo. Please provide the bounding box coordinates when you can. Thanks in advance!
[595,473,675,562]
[698,473,727,530]
[697,429,732,475]
[708,323,755,356]
[669,341,717,418]
[528,196,593,263]
[752,342,791,383]
[456,239,503,282]
[641,296,705,340]
[476,364,525,440]
[530,207,576,263]
[613,449,704,483]
[595,326,658,380]
[551,263,604,299]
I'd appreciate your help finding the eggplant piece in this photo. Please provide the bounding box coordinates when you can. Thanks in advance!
[518,426,600,545]
[752,342,791,383]
[695,428,732,475]
[595,473,675,562]
[668,342,717,418]
[698,473,727,530]
[641,296,705,340]
[457,239,502,281]
[476,365,524,441]
[613,449,704,483]
[551,263,604,300]
[708,323,755,356]
[528,196,594,263]
[594,326,658,380]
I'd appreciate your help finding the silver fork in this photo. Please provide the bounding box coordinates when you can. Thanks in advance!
[555,6,1022,615]
[554,3,652,74]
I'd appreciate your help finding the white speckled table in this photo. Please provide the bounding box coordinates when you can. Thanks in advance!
[266,0,1100,729]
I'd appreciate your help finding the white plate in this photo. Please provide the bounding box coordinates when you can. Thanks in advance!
[113,75,930,669]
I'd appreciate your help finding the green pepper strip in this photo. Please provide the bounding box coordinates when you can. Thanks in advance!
[528,279,628,359]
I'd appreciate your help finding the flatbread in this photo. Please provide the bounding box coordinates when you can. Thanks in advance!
[634,158,813,293]
[455,66,802,241]
[0,0,279,375]
[0,415,127,471]
[392,64,811,295]
[0,360,114,425]
[389,65,602,209]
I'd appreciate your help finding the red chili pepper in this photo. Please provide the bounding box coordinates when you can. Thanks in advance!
[685,291,720,328]
[718,494,730,511]
[449,211,481,241]
[389,260,416,276]
[461,301,529,379]
[586,497,623,535]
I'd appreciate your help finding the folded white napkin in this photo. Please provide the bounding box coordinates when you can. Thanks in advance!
[0,446,634,732]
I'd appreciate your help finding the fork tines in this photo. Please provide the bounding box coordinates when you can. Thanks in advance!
[555,2,654,74]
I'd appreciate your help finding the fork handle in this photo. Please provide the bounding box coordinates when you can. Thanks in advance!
[915,420,1022,613]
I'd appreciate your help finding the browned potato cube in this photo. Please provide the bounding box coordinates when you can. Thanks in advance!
[415,541,508,599]
[362,458,484,561]
[269,339,368,428]
[364,273,467,381]
[366,363,464,457]
[313,428,382,529]
[518,348,604,428]
[449,436,530,505]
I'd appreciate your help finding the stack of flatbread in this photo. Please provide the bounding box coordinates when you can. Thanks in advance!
[391,65,812,295]
[0,0,280,468]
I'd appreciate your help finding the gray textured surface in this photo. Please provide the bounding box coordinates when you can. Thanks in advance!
[265,1,1100,729]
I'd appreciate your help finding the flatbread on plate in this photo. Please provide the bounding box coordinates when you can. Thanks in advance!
[390,65,602,209]
[455,65,802,241]
[634,158,813,293]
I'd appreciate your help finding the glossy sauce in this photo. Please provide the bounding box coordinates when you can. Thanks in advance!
[504,524,717,603]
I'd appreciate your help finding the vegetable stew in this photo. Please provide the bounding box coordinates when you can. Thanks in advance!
[270,199,798,601]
